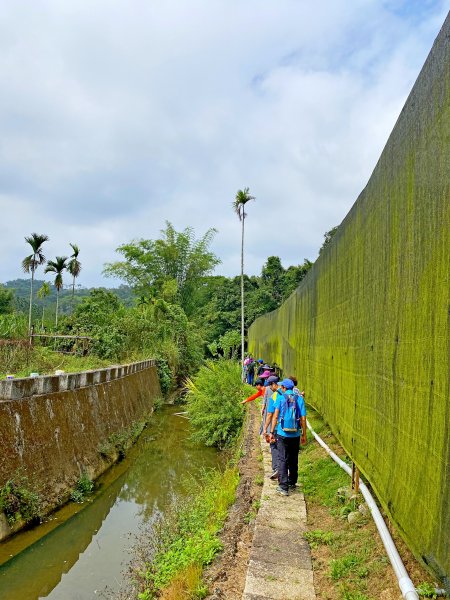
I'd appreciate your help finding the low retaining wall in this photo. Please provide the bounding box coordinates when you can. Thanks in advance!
[0,359,161,539]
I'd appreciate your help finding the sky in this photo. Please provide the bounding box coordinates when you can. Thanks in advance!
[1,1,448,288]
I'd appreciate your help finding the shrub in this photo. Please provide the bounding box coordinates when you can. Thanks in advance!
[185,360,246,449]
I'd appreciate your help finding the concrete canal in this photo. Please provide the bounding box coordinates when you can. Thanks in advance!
[0,405,222,599]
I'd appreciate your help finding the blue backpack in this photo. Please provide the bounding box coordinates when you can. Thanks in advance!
[280,392,301,432]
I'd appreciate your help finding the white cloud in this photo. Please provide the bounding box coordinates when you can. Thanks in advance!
[1,1,449,286]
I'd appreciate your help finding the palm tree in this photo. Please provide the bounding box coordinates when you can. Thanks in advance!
[68,243,82,297]
[22,233,49,334]
[37,282,51,330]
[45,257,68,327]
[232,187,255,370]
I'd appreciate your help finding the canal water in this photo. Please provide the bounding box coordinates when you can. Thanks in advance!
[0,406,222,599]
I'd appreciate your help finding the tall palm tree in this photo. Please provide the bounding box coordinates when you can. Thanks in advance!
[37,281,51,330]
[67,243,82,297]
[45,257,68,327]
[232,187,255,370]
[22,233,49,334]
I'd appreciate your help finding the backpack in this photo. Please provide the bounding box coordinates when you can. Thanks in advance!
[280,392,300,432]
[247,361,255,374]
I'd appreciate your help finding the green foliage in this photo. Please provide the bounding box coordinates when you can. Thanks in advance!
[99,419,148,460]
[186,360,246,449]
[416,582,439,598]
[318,225,339,255]
[0,285,14,314]
[0,313,28,338]
[0,472,41,526]
[304,529,335,548]
[140,467,239,597]
[70,472,94,503]
[330,554,365,580]
[207,329,241,359]
[103,222,220,317]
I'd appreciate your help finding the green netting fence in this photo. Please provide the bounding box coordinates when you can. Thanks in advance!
[249,13,450,588]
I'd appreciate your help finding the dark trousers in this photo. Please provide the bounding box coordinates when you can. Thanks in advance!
[278,435,300,491]
[270,435,279,472]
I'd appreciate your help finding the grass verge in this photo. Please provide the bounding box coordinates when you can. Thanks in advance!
[300,408,439,600]
[132,466,240,600]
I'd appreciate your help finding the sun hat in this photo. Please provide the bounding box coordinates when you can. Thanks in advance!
[280,378,294,389]
[260,370,271,379]
[258,359,264,363]
[266,375,279,384]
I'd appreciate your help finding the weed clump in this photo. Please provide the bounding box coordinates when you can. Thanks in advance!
[70,472,94,503]
[98,418,149,460]
[0,472,41,526]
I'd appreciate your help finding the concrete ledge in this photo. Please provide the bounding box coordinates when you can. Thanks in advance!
[0,359,156,401]
[242,439,316,599]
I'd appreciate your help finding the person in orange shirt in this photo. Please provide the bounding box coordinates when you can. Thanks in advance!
[241,378,265,404]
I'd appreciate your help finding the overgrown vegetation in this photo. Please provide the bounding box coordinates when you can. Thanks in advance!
[70,472,94,504]
[185,360,249,449]
[0,472,41,526]
[98,418,150,460]
[134,467,239,599]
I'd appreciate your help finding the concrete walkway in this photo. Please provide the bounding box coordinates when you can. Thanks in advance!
[242,437,316,600]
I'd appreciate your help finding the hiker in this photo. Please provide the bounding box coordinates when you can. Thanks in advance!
[246,358,256,385]
[256,359,265,376]
[270,378,307,496]
[261,375,281,479]
[259,367,272,384]
[288,374,305,398]
[241,378,265,404]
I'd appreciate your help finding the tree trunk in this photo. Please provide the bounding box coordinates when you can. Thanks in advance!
[241,212,245,377]
[28,267,35,335]
[72,276,75,297]
[55,290,59,328]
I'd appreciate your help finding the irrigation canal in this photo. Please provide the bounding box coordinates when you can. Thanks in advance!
[0,406,222,599]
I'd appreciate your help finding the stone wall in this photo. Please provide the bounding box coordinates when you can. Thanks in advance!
[0,359,161,538]
[248,14,449,587]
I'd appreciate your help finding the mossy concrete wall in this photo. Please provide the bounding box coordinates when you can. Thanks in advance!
[0,359,160,539]
[249,14,450,586]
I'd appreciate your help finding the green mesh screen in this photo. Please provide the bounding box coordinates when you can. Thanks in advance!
[249,14,450,586]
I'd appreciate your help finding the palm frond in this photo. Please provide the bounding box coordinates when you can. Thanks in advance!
[233,187,255,221]
[69,243,80,258]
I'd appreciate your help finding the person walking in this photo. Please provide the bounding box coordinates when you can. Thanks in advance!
[270,378,307,496]
[262,375,281,479]
[246,358,256,385]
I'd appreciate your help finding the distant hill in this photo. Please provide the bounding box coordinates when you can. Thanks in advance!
[4,279,135,315]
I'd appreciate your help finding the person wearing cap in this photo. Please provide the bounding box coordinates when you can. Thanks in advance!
[241,378,265,404]
[270,378,307,496]
[261,375,281,479]
[256,359,265,376]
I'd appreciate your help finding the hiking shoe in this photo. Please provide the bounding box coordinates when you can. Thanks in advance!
[275,486,289,496]
[288,484,298,491]
[269,470,279,480]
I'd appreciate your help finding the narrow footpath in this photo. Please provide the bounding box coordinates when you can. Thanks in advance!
[242,437,316,600]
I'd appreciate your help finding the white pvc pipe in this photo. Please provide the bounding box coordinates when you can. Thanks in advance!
[306,420,419,600]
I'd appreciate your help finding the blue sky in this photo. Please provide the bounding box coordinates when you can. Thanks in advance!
[1,1,448,287]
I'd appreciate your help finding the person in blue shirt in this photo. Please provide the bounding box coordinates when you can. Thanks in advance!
[269,378,307,496]
[261,376,281,478]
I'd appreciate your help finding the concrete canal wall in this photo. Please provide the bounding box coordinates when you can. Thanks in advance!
[0,359,161,539]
